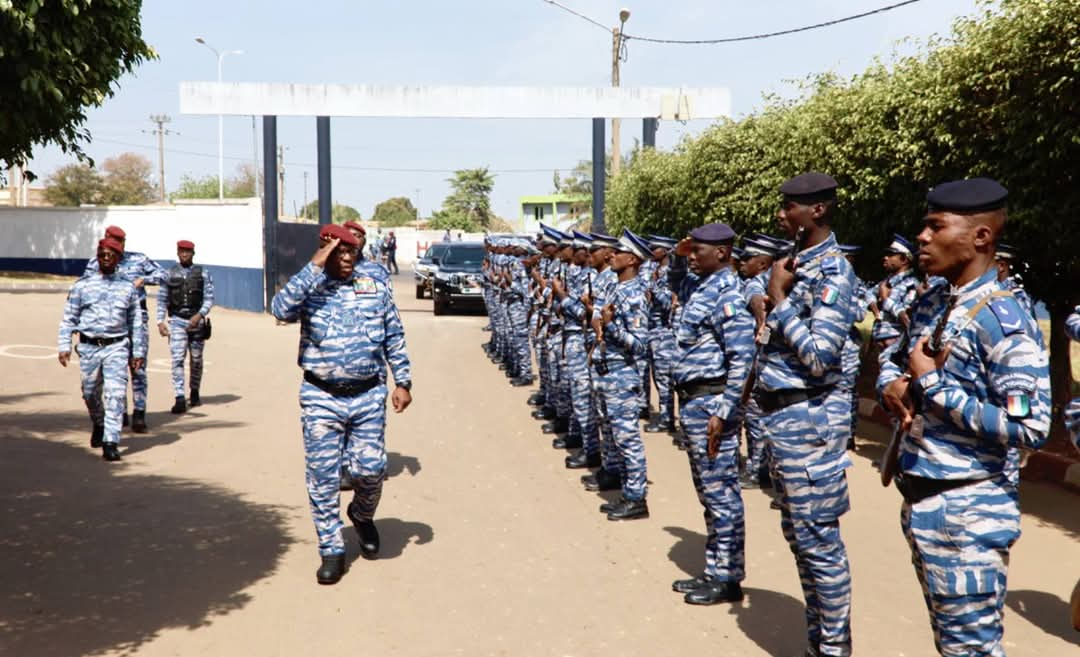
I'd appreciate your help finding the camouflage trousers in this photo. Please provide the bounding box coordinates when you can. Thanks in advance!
[681,395,745,582]
[166,317,206,396]
[546,331,570,419]
[647,327,676,424]
[77,338,130,445]
[300,380,387,556]
[508,300,532,379]
[761,388,853,657]
[742,398,769,478]
[902,479,1019,657]
[596,362,647,501]
[563,332,597,454]
[126,311,150,411]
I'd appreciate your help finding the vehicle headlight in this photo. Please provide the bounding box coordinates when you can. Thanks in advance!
[435,271,450,281]
[450,274,462,286]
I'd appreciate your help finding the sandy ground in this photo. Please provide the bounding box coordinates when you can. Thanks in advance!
[1,277,1077,657]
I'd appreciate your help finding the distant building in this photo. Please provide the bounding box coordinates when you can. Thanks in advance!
[519,194,590,234]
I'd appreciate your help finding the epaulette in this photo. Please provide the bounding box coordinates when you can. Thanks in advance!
[985,292,1025,337]
[820,255,844,276]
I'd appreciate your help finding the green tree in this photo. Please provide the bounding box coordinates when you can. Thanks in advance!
[441,168,495,228]
[0,1,155,178]
[427,209,479,232]
[100,152,156,205]
[171,174,219,201]
[300,200,362,224]
[228,163,261,198]
[43,163,103,206]
[372,196,418,227]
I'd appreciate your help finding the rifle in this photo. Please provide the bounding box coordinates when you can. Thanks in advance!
[738,227,805,408]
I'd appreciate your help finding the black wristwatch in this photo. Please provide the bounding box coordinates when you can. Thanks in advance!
[396,381,412,392]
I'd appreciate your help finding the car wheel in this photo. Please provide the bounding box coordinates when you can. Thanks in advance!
[433,294,447,316]
[415,284,425,299]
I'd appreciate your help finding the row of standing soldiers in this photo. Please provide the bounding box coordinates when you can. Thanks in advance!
[480,173,1072,657]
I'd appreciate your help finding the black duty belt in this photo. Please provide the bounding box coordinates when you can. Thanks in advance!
[303,371,380,397]
[139,299,148,311]
[896,474,990,505]
[675,377,728,404]
[79,334,125,347]
[755,385,833,413]
[173,308,196,319]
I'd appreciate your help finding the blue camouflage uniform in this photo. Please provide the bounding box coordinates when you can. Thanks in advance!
[871,269,919,344]
[508,247,534,381]
[562,261,600,458]
[741,269,772,479]
[840,269,873,441]
[1066,307,1080,450]
[1000,274,1035,319]
[646,260,677,427]
[637,258,658,414]
[878,269,1050,657]
[673,265,753,583]
[590,264,624,476]
[59,272,147,446]
[84,250,164,412]
[157,264,215,398]
[596,274,650,502]
[272,262,411,557]
[756,232,857,657]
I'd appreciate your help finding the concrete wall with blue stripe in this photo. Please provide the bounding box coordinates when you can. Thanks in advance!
[0,200,265,312]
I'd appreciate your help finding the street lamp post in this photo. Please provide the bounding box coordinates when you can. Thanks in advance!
[195,37,243,201]
[610,8,630,179]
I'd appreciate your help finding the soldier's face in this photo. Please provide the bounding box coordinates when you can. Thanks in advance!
[573,248,588,266]
[995,258,1011,281]
[610,251,639,273]
[917,212,980,278]
[688,242,722,275]
[97,248,120,274]
[347,229,366,252]
[739,254,770,278]
[882,252,907,273]
[326,243,358,279]
[177,248,194,267]
[776,199,822,237]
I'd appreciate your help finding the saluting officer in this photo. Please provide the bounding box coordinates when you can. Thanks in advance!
[344,220,392,286]
[271,224,413,585]
[157,240,214,413]
[82,225,164,433]
[878,178,1050,657]
[59,238,147,461]
[756,172,858,657]
[669,223,754,605]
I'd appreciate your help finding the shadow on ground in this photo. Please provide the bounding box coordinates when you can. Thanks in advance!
[0,435,294,656]
[344,517,435,565]
[387,451,421,478]
[1007,590,1080,647]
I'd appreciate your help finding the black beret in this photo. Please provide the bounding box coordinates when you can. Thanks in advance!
[926,177,1008,213]
[689,223,736,244]
[780,172,838,200]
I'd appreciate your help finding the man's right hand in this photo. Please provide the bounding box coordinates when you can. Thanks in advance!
[58,351,70,367]
[311,237,340,268]
[552,277,566,299]
[881,376,915,433]
[157,322,169,337]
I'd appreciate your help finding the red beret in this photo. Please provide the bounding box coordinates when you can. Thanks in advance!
[343,220,366,236]
[104,225,126,239]
[319,224,360,247]
[99,238,125,255]
[177,240,195,250]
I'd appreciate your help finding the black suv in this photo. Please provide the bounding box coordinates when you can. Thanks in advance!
[432,242,486,315]
[414,243,451,299]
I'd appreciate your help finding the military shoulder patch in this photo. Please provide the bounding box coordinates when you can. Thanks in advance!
[821,255,843,276]
[721,302,737,318]
[820,285,840,305]
[1005,393,1031,418]
[353,276,377,295]
[987,297,1024,336]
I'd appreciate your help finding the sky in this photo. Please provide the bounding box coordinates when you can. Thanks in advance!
[25,0,987,223]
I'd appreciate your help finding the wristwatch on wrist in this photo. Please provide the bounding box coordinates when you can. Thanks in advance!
[396,381,412,392]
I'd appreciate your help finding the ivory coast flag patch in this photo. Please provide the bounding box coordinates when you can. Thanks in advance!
[721,302,737,318]
[1006,393,1031,418]
[820,285,839,305]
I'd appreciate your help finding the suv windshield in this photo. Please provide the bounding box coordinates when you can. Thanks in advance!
[424,244,450,260]
[441,245,484,266]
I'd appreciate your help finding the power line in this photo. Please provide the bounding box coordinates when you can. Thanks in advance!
[540,0,927,45]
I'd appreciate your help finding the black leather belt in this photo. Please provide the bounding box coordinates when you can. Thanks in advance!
[675,377,728,404]
[79,334,125,347]
[896,474,988,505]
[755,385,833,413]
[303,371,379,397]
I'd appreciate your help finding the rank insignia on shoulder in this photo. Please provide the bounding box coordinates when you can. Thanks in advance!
[353,277,377,295]
[821,256,842,275]
[1006,392,1031,418]
[988,297,1023,336]
[820,285,839,305]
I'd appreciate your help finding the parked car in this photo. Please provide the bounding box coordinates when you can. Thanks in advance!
[413,243,451,299]
[432,242,486,316]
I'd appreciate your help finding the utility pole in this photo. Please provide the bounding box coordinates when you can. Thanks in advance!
[303,170,309,213]
[277,145,285,219]
[610,8,630,179]
[251,115,260,200]
[147,114,173,203]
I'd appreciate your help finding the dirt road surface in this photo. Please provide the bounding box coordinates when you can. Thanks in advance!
[2,278,1077,657]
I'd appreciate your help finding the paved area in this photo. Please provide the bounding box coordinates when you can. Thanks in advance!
[1,277,1077,657]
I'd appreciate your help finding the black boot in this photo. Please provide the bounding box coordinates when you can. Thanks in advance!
[189,389,202,407]
[122,412,130,428]
[605,497,649,521]
[582,468,621,492]
[347,503,380,560]
[316,554,347,585]
[684,581,744,605]
[639,408,651,420]
[565,451,601,469]
[102,443,121,462]
[90,424,104,448]
[672,574,713,593]
[552,434,582,449]
[171,395,187,414]
[510,376,533,387]
[542,418,569,435]
[339,466,353,491]
[644,418,673,433]
[527,392,544,406]
[531,406,555,420]
[131,410,148,434]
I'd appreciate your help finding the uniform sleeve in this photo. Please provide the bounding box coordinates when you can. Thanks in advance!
[199,270,215,316]
[156,281,168,322]
[767,258,855,377]
[914,328,1050,450]
[881,280,910,316]
[129,287,148,359]
[382,295,412,386]
[81,257,98,278]
[1064,306,1080,342]
[876,337,905,395]
[652,276,673,314]
[605,291,648,358]
[271,263,323,322]
[706,291,755,422]
[139,255,167,286]
[57,284,82,352]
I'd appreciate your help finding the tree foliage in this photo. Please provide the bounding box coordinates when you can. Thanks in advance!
[100,152,155,205]
[440,168,495,228]
[299,200,362,224]
[372,196,418,227]
[0,1,155,178]
[171,164,262,201]
[606,0,1080,444]
[43,163,102,206]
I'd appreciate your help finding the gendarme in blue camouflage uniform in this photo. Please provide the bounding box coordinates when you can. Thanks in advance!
[1066,306,1080,450]
[156,240,214,413]
[877,178,1050,657]
[271,224,412,585]
[871,234,920,347]
[59,237,147,461]
[755,173,857,657]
